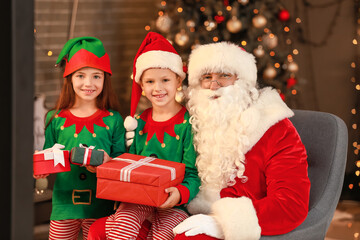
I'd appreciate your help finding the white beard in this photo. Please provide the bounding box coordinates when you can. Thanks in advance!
[187,81,259,191]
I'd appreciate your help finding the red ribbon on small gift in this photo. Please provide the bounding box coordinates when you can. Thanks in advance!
[79,144,95,166]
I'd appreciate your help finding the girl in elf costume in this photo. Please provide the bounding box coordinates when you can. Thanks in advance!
[33,36,126,239]
[88,32,201,240]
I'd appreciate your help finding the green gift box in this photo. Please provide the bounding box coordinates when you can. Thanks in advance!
[70,145,104,166]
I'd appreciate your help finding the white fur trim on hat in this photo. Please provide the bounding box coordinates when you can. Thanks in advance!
[135,50,186,83]
[211,197,261,240]
[188,42,257,87]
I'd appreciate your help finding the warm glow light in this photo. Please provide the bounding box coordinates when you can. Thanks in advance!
[353,39,358,45]
[353,142,358,147]
[356,160,360,168]
[253,9,259,14]
[356,84,360,90]
[348,222,353,228]
[218,11,223,15]
[352,77,356,82]
[161,1,166,6]
[284,26,290,32]
[293,49,299,55]
[34,28,37,33]
[269,33,275,38]
[352,109,357,114]
[200,7,205,12]
[264,28,270,33]
[47,51,53,56]
[177,7,183,13]
[145,25,151,31]
[356,170,360,176]
[241,40,247,46]
[291,89,297,95]
[296,18,301,23]
[286,39,292,45]
[270,51,275,56]
[158,11,164,16]
[213,37,219,42]
[355,149,359,155]
[287,55,293,61]
[349,184,354,189]
[353,124,357,129]
[355,232,360,239]
[351,62,356,68]
[257,37,262,42]
[226,6,232,11]
[274,63,280,68]
[190,27,195,32]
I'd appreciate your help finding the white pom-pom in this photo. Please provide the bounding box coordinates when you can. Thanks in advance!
[124,116,138,131]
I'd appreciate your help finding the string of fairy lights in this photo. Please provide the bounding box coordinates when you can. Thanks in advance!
[349,0,360,195]
[142,0,304,106]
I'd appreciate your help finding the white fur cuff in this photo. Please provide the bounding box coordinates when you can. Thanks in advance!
[211,197,261,240]
[124,116,138,131]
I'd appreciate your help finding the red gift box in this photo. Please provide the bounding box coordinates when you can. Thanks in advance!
[96,153,185,207]
[33,144,71,175]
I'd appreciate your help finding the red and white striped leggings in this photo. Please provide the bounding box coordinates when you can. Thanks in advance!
[106,203,189,240]
[49,218,97,240]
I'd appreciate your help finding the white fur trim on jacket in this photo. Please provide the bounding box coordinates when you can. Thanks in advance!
[188,42,257,87]
[211,197,261,240]
[241,87,294,154]
[135,50,186,83]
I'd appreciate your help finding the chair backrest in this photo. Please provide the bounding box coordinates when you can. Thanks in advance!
[290,109,348,211]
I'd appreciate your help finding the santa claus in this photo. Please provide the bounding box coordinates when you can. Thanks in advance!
[173,42,310,240]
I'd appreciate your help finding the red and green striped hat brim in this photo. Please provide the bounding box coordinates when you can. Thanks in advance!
[56,36,112,77]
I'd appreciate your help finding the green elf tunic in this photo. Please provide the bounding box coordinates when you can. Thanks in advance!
[44,109,126,220]
[129,106,200,211]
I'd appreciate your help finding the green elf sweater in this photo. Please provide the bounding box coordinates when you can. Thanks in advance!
[129,106,200,211]
[44,109,126,220]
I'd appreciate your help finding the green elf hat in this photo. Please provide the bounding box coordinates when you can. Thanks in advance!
[56,36,112,77]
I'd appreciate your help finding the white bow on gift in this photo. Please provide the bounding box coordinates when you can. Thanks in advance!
[37,143,66,167]
[79,144,95,166]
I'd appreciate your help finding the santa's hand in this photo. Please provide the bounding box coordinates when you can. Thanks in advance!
[125,131,135,147]
[173,214,224,239]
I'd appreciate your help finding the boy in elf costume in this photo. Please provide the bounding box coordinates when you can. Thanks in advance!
[34,37,126,239]
[88,32,200,240]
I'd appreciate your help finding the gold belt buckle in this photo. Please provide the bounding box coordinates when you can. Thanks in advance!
[72,189,92,205]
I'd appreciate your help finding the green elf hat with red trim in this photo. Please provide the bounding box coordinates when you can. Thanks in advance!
[56,36,112,78]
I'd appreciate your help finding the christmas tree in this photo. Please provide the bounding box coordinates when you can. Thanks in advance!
[149,0,299,106]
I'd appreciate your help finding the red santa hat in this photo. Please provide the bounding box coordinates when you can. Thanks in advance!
[124,32,186,131]
[187,41,257,88]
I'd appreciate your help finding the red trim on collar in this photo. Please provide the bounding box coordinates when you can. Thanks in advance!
[140,106,186,144]
[58,109,110,134]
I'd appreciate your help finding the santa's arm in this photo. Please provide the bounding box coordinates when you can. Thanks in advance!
[213,120,310,237]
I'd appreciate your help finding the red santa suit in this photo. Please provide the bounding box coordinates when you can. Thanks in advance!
[175,88,310,240]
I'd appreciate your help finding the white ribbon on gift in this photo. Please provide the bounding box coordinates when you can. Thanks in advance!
[79,144,95,166]
[112,157,176,182]
[36,143,66,167]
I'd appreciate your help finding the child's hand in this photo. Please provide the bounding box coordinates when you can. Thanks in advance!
[33,174,49,179]
[98,149,112,163]
[159,187,180,209]
[86,166,97,173]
